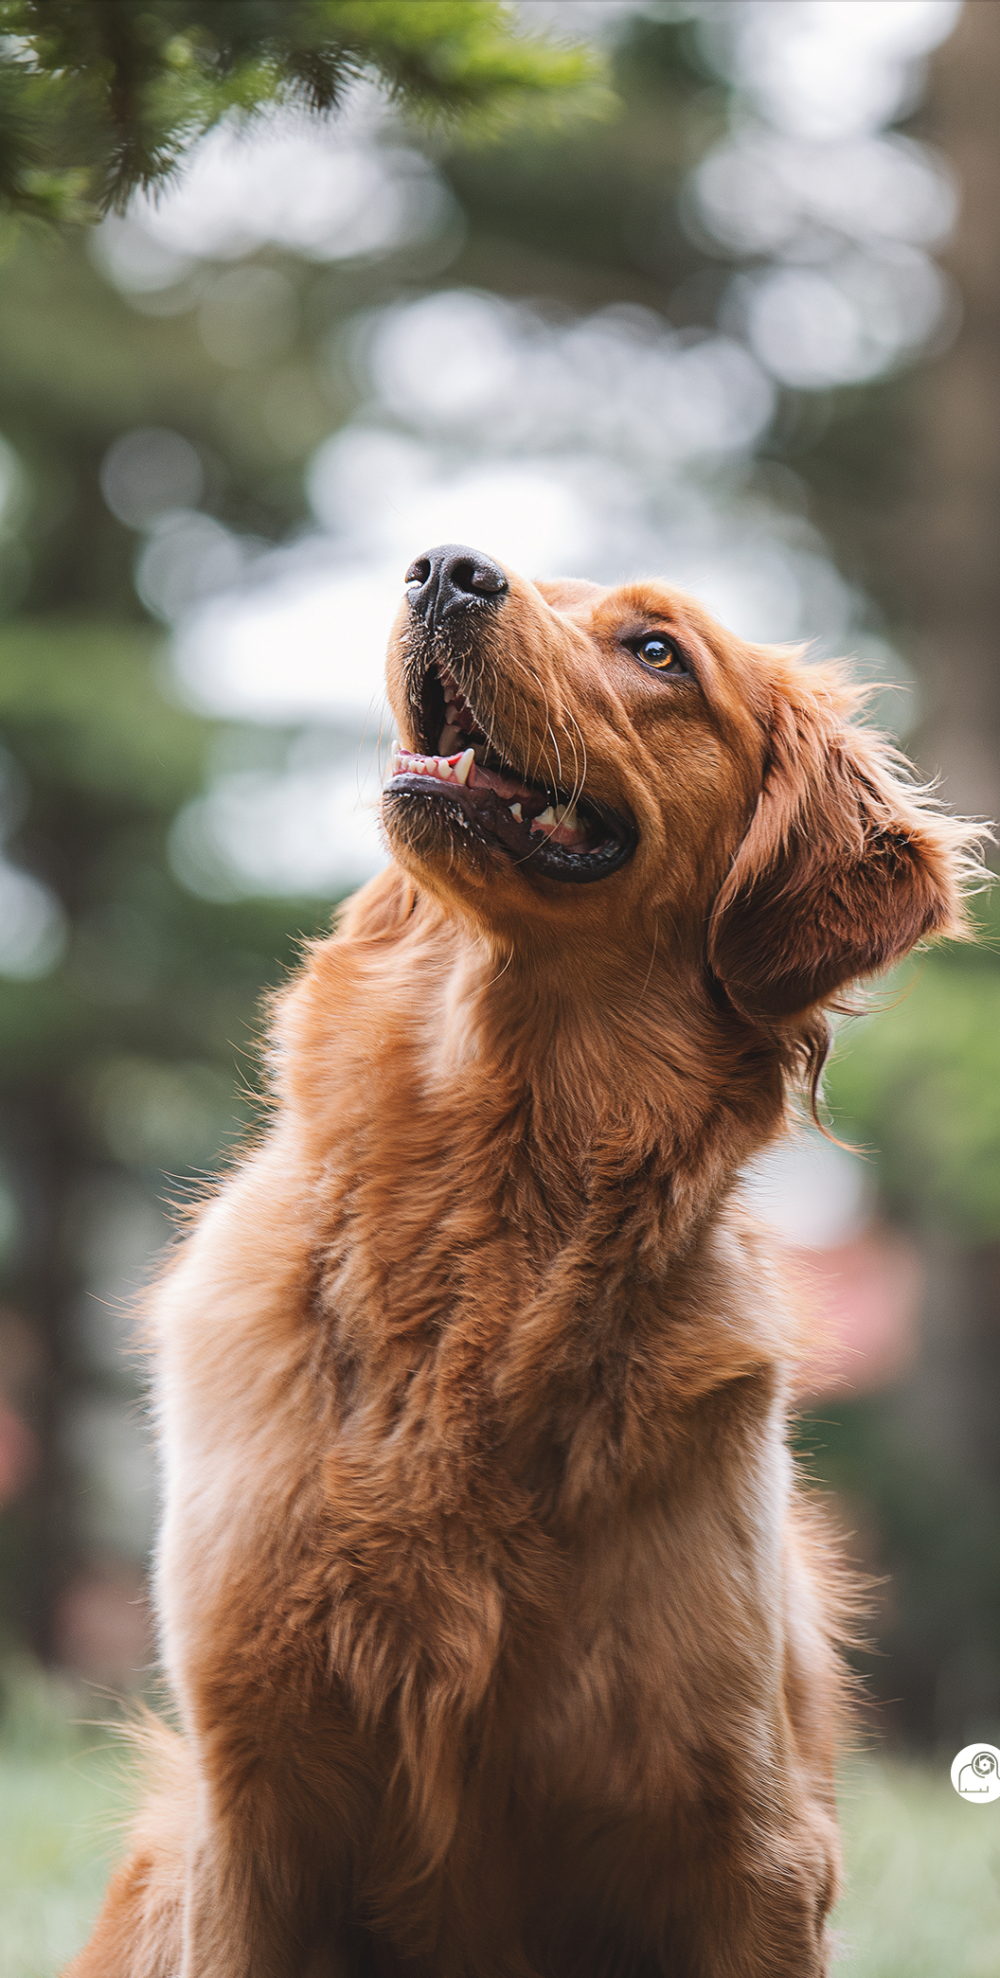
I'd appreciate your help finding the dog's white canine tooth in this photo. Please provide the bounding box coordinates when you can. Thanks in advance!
[535,806,557,827]
[509,802,522,821]
[454,749,475,786]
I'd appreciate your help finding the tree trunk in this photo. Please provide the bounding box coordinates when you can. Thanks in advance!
[904,0,1000,823]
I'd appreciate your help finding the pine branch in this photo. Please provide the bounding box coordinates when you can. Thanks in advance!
[0,0,611,221]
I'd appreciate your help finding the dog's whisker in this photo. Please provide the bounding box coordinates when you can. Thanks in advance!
[628,920,659,1020]
[498,646,547,786]
[565,705,589,811]
[356,693,390,803]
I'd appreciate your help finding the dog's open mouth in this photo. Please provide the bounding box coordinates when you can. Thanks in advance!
[384,662,636,884]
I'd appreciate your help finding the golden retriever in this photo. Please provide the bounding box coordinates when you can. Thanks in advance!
[68,544,976,1978]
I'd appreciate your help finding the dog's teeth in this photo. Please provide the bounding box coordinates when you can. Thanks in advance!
[534,806,557,828]
[509,802,523,821]
[554,803,579,829]
[389,744,477,787]
[439,724,463,754]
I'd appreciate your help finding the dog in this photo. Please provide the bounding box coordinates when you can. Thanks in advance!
[68,544,977,1977]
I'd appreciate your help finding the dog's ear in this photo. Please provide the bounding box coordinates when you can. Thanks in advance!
[707,666,974,1022]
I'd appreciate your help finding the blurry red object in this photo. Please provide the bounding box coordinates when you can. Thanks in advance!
[54,1563,153,1688]
[0,1394,38,1503]
[792,1225,924,1401]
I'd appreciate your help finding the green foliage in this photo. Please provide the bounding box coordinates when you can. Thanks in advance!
[0,617,329,1079]
[443,11,724,288]
[0,0,608,219]
[0,47,94,224]
[826,923,1000,1244]
[799,1395,1000,1746]
[0,620,204,803]
[0,613,330,1647]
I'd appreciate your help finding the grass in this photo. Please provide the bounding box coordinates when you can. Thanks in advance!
[834,1754,1000,1975]
[2,1663,1000,1975]
[0,1663,126,1978]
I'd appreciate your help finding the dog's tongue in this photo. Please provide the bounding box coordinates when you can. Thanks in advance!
[466,759,538,807]
[465,762,592,848]
[389,744,594,850]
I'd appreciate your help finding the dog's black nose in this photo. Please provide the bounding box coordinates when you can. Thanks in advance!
[405,543,508,629]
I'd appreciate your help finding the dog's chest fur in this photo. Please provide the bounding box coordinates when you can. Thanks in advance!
[156,914,795,1860]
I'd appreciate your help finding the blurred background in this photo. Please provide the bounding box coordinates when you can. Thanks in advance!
[1,0,1000,1968]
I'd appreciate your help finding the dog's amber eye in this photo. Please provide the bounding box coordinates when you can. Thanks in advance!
[628,633,688,674]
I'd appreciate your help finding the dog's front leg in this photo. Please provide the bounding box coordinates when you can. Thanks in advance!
[683,1835,837,1978]
[179,1799,310,1978]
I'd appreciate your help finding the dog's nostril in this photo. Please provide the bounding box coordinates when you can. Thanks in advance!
[447,554,506,599]
[405,543,508,626]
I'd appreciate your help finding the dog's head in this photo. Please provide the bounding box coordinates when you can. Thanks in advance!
[382,542,977,1025]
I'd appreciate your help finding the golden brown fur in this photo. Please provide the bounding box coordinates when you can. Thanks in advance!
[67,559,978,1977]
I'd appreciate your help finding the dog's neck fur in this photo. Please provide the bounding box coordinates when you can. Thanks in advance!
[265,872,797,1542]
[279,866,791,1238]
[271,866,795,1504]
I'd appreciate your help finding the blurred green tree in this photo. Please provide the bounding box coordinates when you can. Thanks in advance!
[0,0,996,1746]
[0,617,331,1657]
[0,0,608,1667]
[808,0,1000,1749]
[0,0,606,218]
